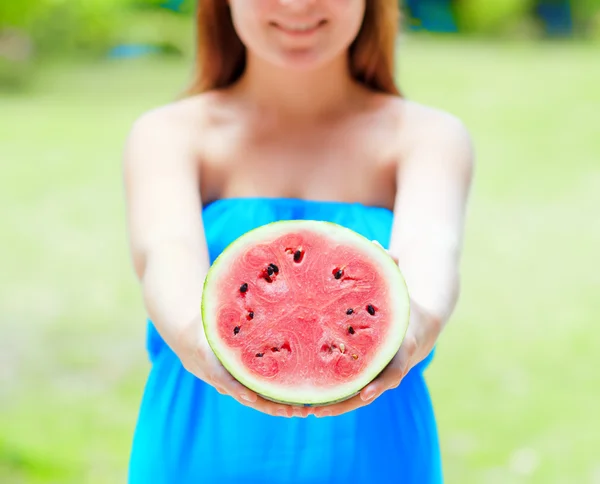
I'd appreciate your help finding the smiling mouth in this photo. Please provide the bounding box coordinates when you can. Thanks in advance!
[271,20,327,35]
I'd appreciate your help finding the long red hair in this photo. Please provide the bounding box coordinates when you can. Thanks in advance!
[187,0,401,96]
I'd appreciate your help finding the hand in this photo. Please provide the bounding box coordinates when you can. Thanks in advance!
[175,313,310,418]
[311,244,443,418]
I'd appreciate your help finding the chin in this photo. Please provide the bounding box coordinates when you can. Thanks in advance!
[272,48,340,71]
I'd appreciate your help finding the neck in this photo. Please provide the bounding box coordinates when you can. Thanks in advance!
[235,52,360,119]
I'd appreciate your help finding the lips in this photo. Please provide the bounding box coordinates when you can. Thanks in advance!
[271,19,327,35]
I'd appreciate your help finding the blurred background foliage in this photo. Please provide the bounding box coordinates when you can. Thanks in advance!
[1,1,599,483]
[0,0,196,88]
[1,0,600,88]
[0,0,195,59]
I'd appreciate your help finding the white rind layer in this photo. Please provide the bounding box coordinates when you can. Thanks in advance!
[202,220,410,406]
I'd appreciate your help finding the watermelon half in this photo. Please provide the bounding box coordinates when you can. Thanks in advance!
[201,221,410,406]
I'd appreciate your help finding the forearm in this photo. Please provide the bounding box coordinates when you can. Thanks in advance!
[140,241,208,350]
[392,238,461,328]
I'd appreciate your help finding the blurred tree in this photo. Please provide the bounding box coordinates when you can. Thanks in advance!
[404,0,459,32]
[452,0,539,35]
[536,0,573,36]
[404,0,600,37]
[108,0,194,58]
[571,0,600,37]
[1,0,598,75]
[0,0,42,88]
[0,0,196,62]
[31,0,123,57]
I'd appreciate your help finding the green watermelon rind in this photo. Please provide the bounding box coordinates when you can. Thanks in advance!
[201,220,410,407]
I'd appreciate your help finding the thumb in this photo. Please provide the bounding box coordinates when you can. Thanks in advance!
[372,240,399,265]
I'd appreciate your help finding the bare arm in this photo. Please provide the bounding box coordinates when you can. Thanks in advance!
[314,107,474,417]
[122,107,305,417]
[123,108,208,348]
[390,107,474,326]
[383,107,474,372]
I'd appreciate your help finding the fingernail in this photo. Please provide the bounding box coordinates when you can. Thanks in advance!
[277,409,288,417]
[317,410,332,418]
[240,393,256,403]
[362,389,376,401]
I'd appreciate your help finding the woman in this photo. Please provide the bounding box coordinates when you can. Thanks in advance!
[124,1,473,482]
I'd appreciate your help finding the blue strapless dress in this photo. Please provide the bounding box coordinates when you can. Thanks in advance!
[129,198,442,484]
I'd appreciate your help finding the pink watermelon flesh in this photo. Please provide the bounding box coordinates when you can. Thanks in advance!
[202,221,409,406]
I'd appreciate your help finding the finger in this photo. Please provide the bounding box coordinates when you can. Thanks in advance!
[215,369,305,417]
[359,334,417,401]
[238,394,308,418]
[213,368,259,404]
[291,405,311,418]
[371,240,399,264]
[201,346,308,417]
[312,393,369,418]
[200,348,260,402]
[193,318,293,412]
[215,369,259,403]
[359,361,404,402]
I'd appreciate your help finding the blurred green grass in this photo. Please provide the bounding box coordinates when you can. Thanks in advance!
[1,38,599,483]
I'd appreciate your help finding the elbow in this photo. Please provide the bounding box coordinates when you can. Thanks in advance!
[132,252,147,282]
[441,274,461,326]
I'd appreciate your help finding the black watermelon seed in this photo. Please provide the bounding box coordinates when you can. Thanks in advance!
[267,266,274,276]
[348,326,355,335]
[240,283,248,293]
[334,269,343,280]
[271,347,280,352]
[247,311,254,320]
[293,250,302,262]
[346,308,354,315]
[256,352,264,358]
[269,263,279,274]
[367,304,376,316]
[233,326,240,335]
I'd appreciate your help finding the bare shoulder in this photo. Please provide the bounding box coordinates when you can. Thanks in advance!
[395,99,475,174]
[125,94,213,153]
